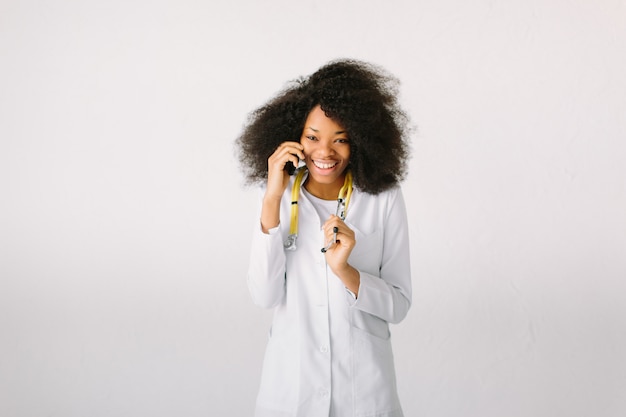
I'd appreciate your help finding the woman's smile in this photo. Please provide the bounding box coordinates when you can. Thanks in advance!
[300,105,351,199]
[312,159,340,170]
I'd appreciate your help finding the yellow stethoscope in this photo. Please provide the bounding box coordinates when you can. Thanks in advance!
[283,167,353,251]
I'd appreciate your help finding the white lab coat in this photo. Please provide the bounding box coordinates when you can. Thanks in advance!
[248,173,412,417]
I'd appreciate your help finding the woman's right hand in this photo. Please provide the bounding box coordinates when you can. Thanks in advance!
[265,141,305,201]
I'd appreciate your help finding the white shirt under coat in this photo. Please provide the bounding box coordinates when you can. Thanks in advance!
[248,172,412,417]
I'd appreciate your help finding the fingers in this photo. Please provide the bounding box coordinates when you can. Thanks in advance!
[269,141,305,171]
[265,141,306,199]
[322,216,355,250]
[322,215,347,234]
[321,218,358,280]
[321,226,339,253]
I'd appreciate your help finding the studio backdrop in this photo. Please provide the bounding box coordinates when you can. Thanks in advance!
[1,1,625,416]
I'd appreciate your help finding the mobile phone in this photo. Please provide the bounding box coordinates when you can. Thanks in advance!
[284,161,296,176]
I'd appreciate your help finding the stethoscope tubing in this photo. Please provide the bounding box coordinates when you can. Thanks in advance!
[284,168,353,251]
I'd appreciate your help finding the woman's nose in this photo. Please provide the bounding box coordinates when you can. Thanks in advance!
[319,140,335,156]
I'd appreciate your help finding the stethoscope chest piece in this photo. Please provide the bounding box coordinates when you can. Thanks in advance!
[284,234,297,251]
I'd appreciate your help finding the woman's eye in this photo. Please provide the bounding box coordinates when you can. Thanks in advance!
[306,135,317,141]
[336,138,349,143]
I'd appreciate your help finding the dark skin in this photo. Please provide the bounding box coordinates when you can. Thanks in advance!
[261,106,360,296]
[237,60,411,196]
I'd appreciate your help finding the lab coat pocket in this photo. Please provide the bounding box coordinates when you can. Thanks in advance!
[348,226,383,277]
[352,326,400,415]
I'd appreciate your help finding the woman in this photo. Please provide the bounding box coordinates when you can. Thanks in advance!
[237,59,413,417]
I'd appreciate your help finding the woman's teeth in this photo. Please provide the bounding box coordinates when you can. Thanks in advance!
[314,160,338,169]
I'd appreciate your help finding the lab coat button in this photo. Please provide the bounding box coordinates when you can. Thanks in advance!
[320,345,329,353]
[319,388,330,398]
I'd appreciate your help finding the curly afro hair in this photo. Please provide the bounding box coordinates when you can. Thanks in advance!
[235,59,412,194]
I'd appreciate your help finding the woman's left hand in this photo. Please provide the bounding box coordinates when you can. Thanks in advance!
[322,215,356,274]
[322,215,361,296]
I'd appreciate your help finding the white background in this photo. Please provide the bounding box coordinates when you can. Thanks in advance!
[1,0,625,416]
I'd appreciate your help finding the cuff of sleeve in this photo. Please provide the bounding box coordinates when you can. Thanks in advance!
[344,287,358,305]
[349,272,380,311]
[258,219,280,235]
[252,220,284,252]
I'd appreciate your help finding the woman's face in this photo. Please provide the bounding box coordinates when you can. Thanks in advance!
[300,105,351,194]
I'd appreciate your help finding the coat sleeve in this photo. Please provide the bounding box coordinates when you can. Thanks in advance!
[246,193,288,309]
[351,188,412,324]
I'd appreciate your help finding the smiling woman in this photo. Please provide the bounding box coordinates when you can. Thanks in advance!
[237,59,411,195]
[235,59,413,417]
[300,105,351,200]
